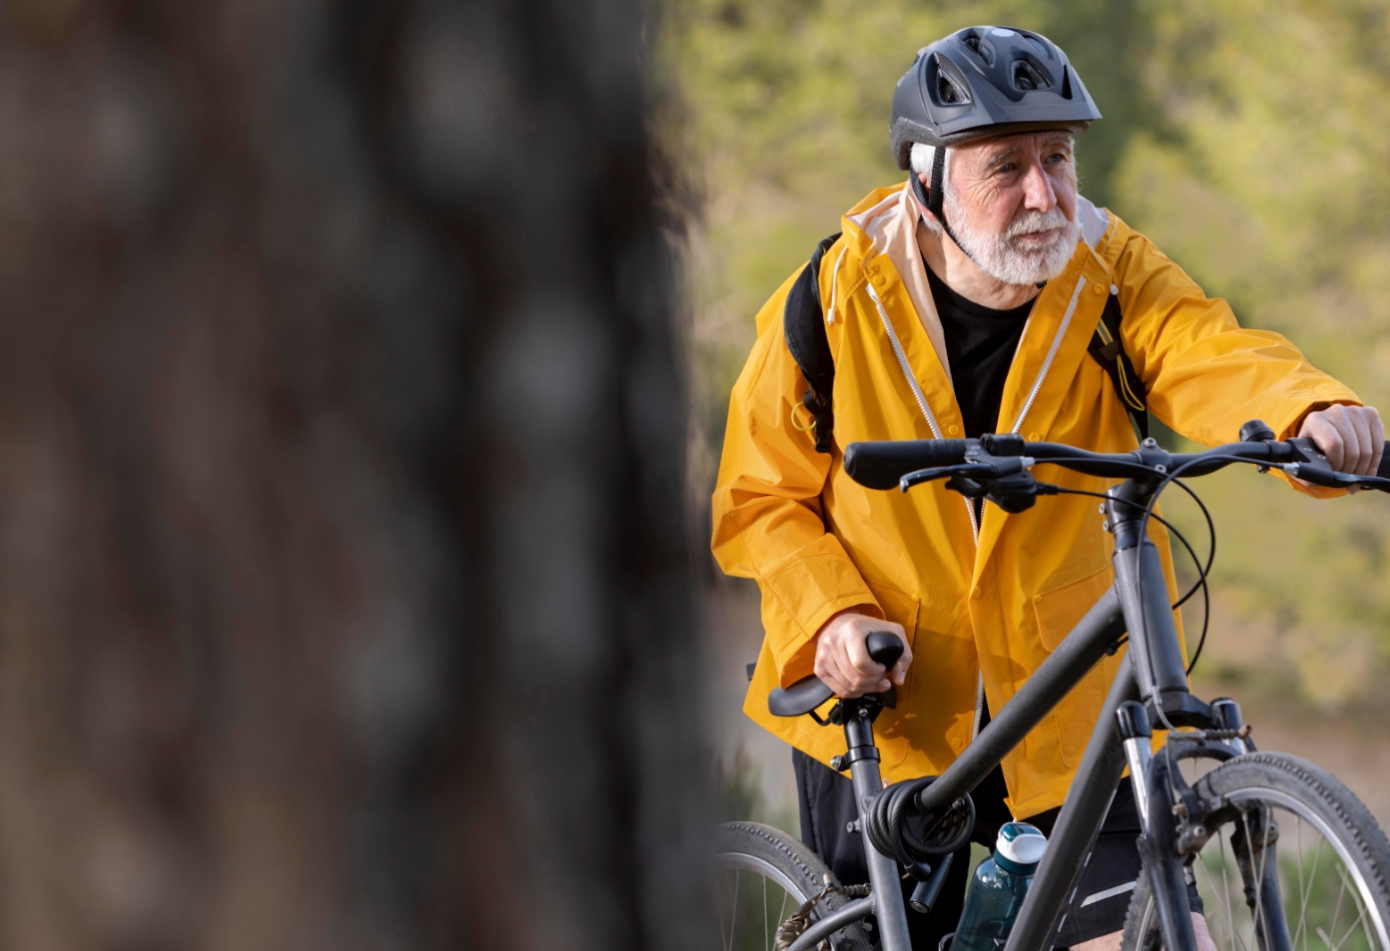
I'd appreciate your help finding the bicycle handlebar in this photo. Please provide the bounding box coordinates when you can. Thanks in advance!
[843,423,1390,495]
[772,422,1389,721]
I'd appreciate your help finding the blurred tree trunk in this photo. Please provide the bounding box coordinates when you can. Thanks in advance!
[0,0,710,949]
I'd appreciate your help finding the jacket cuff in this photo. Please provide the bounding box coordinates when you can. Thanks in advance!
[777,603,884,687]
[754,532,883,679]
[1273,399,1362,442]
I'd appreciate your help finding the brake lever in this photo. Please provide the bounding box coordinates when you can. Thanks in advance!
[899,463,994,492]
[1279,461,1390,493]
[898,456,1032,493]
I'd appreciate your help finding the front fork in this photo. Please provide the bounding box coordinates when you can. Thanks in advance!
[1117,700,1201,951]
[1116,697,1291,951]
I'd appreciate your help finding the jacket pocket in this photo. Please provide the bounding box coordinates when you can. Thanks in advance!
[1034,563,1117,768]
[1033,563,1115,652]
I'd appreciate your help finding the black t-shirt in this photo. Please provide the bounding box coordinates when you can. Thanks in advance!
[925,265,1035,438]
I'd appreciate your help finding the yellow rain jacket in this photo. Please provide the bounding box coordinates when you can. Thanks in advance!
[711,183,1361,818]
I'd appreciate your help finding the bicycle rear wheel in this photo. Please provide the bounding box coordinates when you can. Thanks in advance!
[1120,752,1390,951]
[713,821,874,951]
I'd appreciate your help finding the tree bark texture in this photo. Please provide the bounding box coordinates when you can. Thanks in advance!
[0,0,710,948]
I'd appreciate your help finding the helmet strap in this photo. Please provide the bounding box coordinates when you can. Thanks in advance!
[911,147,981,267]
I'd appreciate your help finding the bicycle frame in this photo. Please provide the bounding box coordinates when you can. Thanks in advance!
[786,475,1254,951]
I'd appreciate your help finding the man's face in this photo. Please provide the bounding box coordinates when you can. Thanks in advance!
[928,131,1081,286]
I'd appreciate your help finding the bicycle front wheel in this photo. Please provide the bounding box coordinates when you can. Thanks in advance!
[1120,752,1390,951]
[713,821,873,951]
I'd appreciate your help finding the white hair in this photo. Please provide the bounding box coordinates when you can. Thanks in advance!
[909,140,1079,285]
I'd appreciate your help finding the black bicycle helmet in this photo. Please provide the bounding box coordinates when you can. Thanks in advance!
[890,26,1101,170]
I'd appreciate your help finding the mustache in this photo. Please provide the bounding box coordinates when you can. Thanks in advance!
[1005,207,1072,241]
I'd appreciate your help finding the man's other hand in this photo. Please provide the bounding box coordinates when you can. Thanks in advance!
[813,610,911,698]
[1299,405,1384,476]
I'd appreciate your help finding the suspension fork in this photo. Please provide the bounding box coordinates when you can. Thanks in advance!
[843,701,913,951]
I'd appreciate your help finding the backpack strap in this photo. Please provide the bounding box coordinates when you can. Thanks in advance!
[784,232,842,453]
[785,238,1150,448]
[1087,286,1149,440]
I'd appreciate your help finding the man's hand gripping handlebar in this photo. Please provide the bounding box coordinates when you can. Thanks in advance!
[768,630,906,719]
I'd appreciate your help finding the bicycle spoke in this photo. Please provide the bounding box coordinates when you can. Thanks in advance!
[1330,864,1370,951]
[718,871,732,951]
[1293,816,1309,951]
[729,869,739,951]
[1297,830,1326,951]
[1329,851,1348,950]
[1195,846,1227,951]
[763,874,769,951]
[1253,809,1272,950]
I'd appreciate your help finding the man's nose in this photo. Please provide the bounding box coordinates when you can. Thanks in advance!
[1020,161,1057,212]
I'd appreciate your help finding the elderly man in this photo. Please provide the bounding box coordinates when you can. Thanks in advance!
[711,26,1382,951]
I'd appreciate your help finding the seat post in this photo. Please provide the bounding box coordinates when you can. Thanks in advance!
[844,701,913,951]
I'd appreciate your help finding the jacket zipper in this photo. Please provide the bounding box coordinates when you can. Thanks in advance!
[870,272,1086,762]
[1009,274,1088,435]
[865,281,979,545]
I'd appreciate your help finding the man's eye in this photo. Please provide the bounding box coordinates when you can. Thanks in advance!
[998,163,1016,174]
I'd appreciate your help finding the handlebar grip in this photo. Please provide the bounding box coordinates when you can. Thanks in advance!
[844,439,969,490]
[1380,452,1390,480]
[768,676,835,718]
[866,631,904,670]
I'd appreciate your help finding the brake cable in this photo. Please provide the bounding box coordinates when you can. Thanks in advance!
[1048,480,1215,674]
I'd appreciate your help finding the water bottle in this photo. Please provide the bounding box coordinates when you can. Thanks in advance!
[948,822,1048,951]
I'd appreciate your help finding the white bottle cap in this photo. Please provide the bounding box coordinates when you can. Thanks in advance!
[996,822,1047,867]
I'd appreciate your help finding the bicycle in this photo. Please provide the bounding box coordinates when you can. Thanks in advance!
[714,421,1390,951]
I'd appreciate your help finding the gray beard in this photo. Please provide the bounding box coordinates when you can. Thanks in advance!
[946,196,1081,286]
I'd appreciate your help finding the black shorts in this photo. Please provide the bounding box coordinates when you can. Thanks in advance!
[793,750,1198,948]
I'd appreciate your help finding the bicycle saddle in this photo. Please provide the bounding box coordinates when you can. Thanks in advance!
[768,631,904,717]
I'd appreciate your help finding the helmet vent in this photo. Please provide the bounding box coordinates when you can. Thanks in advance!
[938,71,968,104]
[1061,65,1073,100]
[1019,32,1053,59]
[932,56,972,105]
[961,31,993,65]
[1012,58,1049,92]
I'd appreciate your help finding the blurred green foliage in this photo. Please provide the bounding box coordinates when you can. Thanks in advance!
[665,0,1390,707]
[713,743,799,833]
